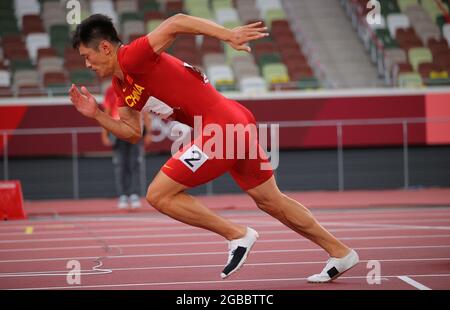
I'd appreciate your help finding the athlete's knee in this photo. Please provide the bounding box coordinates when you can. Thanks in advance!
[251,191,286,214]
[146,187,172,212]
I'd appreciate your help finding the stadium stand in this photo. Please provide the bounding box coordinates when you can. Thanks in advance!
[0,0,449,97]
[285,0,381,88]
[346,0,450,87]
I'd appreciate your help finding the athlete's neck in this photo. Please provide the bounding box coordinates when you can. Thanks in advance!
[112,45,124,81]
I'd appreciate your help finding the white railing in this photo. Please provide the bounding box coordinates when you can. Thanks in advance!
[2,116,450,198]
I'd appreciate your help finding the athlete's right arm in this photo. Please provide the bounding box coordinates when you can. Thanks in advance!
[69,84,142,144]
[147,14,268,54]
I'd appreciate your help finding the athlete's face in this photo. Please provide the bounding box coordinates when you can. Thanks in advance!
[78,41,116,78]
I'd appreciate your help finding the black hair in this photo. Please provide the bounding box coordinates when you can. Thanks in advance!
[72,14,122,50]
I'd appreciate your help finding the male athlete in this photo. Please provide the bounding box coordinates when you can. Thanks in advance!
[69,14,359,282]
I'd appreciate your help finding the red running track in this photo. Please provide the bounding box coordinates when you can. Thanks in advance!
[0,206,449,290]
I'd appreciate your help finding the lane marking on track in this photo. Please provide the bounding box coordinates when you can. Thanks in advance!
[397,276,432,290]
[1,218,449,237]
[1,208,449,228]
[1,234,449,253]
[328,222,450,230]
[1,226,449,244]
[8,273,450,290]
[0,244,449,264]
[1,257,449,278]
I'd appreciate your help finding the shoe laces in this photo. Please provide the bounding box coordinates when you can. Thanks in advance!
[226,243,237,264]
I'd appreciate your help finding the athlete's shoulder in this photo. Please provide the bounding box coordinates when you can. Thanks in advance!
[118,36,159,74]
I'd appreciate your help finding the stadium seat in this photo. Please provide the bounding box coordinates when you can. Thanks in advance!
[387,14,410,39]
[116,0,138,16]
[206,64,236,91]
[166,0,185,17]
[232,62,260,80]
[428,38,450,55]
[298,77,320,90]
[25,33,50,63]
[264,9,286,28]
[374,29,399,48]
[224,44,247,63]
[418,62,446,79]
[0,14,20,37]
[14,69,39,89]
[257,53,282,67]
[49,24,70,53]
[203,53,227,67]
[10,59,34,73]
[379,0,400,17]
[200,36,224,54]
[14,0,40,28]
[262,63,289,84]
[38,56,64,77]
[443,24,450,47]
[256,0,283,18]
[141,0,160,13]
[69,69,96,86]
[397,0,420,12]
[91,0,118,25]
[0,70,11,87]
[422,0,448,22]
[397,72,423,87]
[212,0,233,12]
[22,14,45,35]
[185,0,209,12]
[395,27,423,50]
[408,47,433,71]
[215,8,239,25]
[383,48,407,83]
[238,6,261,25]
[239,76,267,94]
[122,20,145,43]
[146,19,163,33]
[433,50,450,69]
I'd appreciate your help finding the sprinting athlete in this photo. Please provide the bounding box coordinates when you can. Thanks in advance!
[69,14,359,282]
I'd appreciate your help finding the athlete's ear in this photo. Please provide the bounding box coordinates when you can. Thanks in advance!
[99,40,112,55]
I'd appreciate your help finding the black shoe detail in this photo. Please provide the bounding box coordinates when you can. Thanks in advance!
[327,267,339,278]
[222,246,247,276]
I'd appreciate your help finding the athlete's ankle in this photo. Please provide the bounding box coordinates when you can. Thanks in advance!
[329,247,352,259]
[227,226,248,241]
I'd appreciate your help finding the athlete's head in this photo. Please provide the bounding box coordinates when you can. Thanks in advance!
[72,14,122,78]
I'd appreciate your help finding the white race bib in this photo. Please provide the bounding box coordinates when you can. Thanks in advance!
[142,96,174,119]
[179,145,209,172]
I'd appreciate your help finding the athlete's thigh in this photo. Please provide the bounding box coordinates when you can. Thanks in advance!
[161,137,237,188]
[229,142,273,191]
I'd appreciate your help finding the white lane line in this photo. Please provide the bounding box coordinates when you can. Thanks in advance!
[8,274,450,290]
[1,208,449,228]
[0,222,285,237]
[1,234,449,253]
[1,219,449,237]
[0,226,446,244]
[397,276,432,290]
[1,216,449,230]
[329,222,450,230]
[0,244,449,264]
[1,258,449,278]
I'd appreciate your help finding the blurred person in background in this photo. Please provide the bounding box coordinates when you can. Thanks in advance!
[101,84,152,209]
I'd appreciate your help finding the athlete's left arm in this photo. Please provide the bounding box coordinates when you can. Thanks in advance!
[147,13,269,54]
